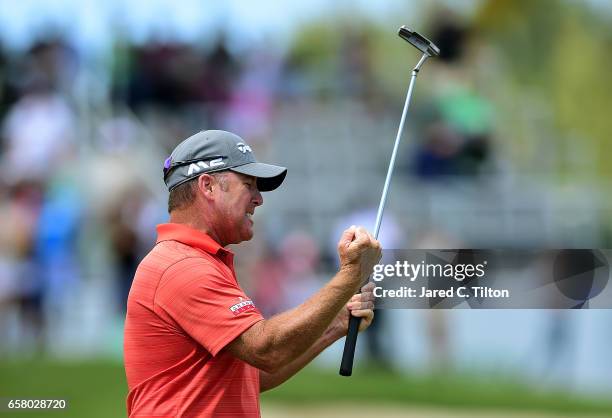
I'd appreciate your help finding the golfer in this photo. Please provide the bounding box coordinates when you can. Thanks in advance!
[124,130,381,418]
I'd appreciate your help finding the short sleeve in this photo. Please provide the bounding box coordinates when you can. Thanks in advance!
[154,257,264,356]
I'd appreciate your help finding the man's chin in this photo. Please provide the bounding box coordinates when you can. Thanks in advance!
[243,230,254,242]
[232,230,254,245]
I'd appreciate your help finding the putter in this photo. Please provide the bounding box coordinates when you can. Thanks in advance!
[339,26,440,377]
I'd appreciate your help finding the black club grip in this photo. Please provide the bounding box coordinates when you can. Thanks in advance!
[339,314,361,376]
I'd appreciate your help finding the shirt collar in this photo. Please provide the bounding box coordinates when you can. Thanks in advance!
[156,223,234,264]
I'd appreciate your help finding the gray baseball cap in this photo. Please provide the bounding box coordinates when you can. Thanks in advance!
[163,130,287,192]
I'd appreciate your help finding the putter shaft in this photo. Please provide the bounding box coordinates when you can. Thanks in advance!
[339,52,430,377]
[374,53,428,238]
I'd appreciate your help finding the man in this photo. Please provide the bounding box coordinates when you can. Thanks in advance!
[124,130,381,418]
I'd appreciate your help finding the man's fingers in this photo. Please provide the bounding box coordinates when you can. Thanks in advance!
[349,281,376,331]
[338,225,357,249]
[350,308,372,317]
[352,309,374,329]
[347,301,374,310]
[352,227,369,246]
[359,292,374,303]
[374,238,382,251]
[349,292,373,302]
[350,282,376,307]
[354,226,379,248]
[361,282,375,293]
[357,228,380,250]
[350,291,373,303]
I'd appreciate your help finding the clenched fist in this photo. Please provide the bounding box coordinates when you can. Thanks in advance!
[337,226,382,290]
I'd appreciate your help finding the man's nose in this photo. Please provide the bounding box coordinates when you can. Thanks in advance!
[253,189,263,207]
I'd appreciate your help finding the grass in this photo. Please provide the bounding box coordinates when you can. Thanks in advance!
[0,357,127,418]
[0,358,611,418]
[262,365,612,416]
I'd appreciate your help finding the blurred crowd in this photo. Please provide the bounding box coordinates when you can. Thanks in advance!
[0,3,593,387]
[0,8,501,366]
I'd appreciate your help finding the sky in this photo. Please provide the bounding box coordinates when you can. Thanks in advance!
[1,0,610,57]
[0,0,464,53]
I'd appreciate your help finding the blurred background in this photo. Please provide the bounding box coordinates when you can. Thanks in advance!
[1,0,612,417]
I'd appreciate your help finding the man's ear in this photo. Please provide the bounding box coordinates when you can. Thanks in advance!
[197,174,215,200]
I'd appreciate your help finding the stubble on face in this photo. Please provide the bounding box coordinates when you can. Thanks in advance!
[212,172,261,246]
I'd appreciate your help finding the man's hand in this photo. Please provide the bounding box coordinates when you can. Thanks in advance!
[259,284,376,392]
[337,226,382,290]
[227,227,380,376]
[327,282,376,340]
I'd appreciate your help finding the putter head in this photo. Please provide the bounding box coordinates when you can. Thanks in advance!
[398,26,440,57]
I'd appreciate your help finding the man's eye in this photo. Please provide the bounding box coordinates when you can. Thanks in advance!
[244,182,252,189]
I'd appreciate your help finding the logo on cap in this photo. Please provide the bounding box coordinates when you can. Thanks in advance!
[187,158,226,175]
[236,143,252,154]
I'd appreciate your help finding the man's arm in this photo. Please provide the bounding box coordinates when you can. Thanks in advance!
[259,284,375,392]
[224,226,381,374]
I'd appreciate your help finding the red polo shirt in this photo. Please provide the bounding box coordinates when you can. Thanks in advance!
[124,223,264,418]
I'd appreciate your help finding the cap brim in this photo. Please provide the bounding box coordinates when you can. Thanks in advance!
[230,162,287,192]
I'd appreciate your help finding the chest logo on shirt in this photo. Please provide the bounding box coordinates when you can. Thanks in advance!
[229,297,258,316]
